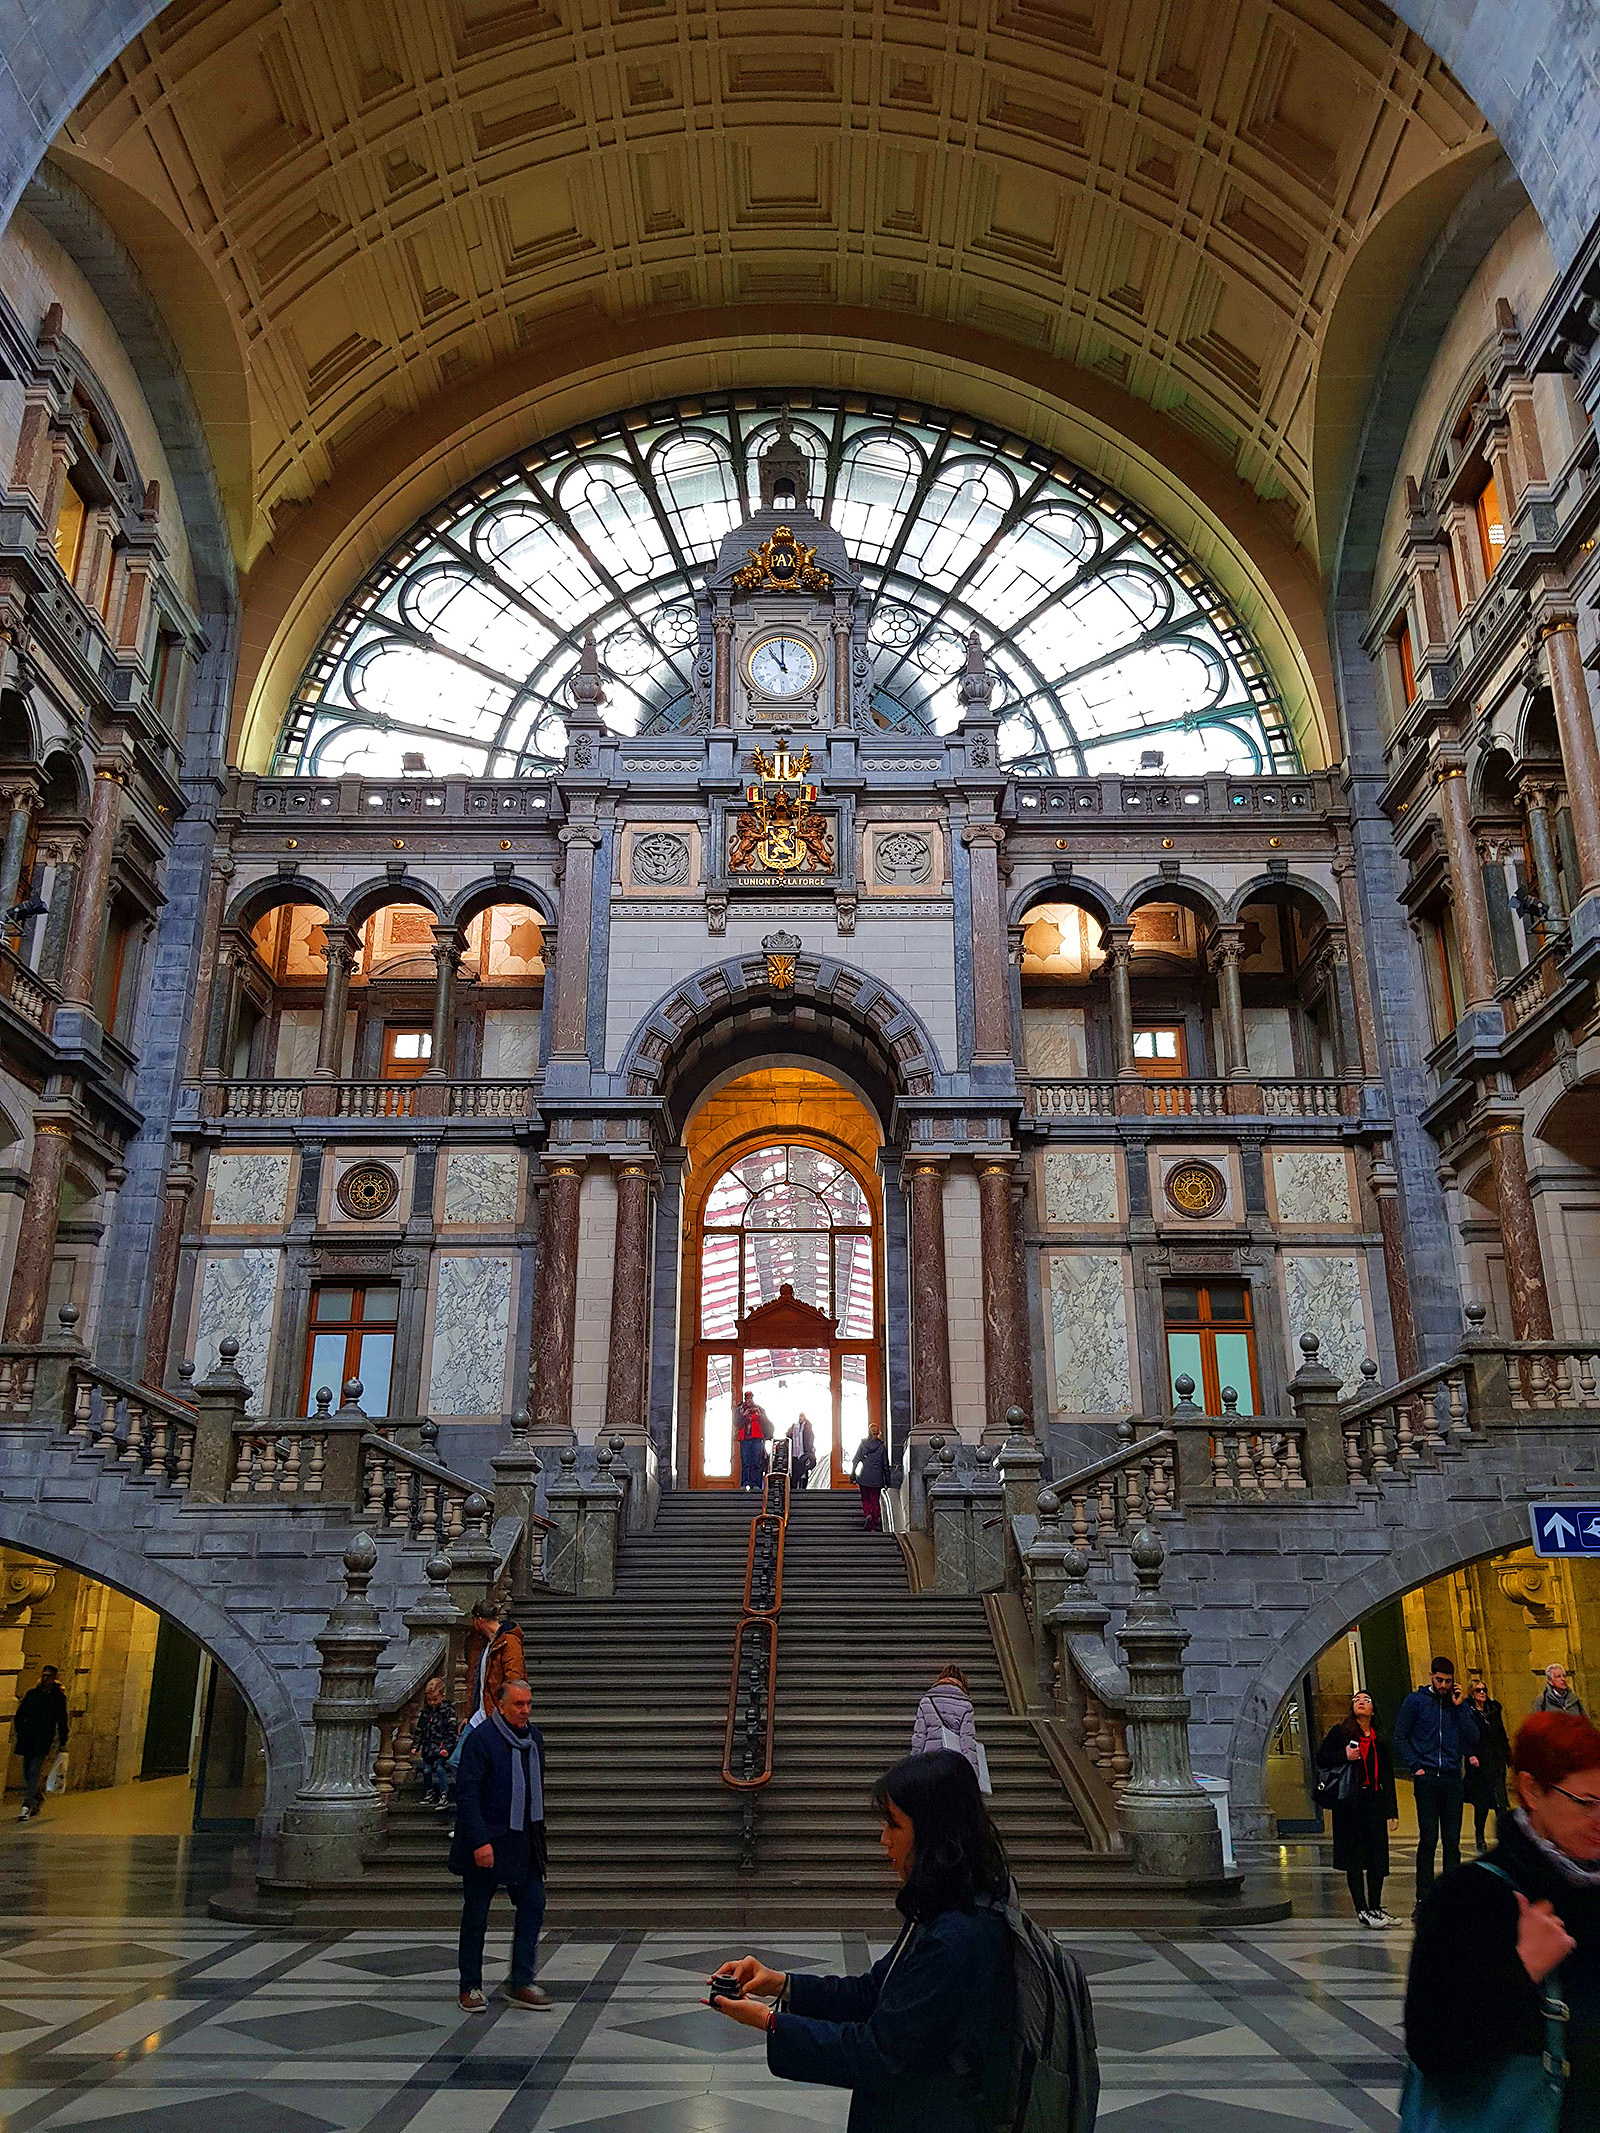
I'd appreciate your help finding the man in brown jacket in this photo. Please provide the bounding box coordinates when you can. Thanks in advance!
[467,1601,526,1726]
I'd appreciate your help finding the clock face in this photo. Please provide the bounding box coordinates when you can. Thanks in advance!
[747,635,818,698]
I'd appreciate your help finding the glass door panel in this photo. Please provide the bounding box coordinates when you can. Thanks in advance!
[838,1353,870,1484]
[1212,1332,1256,1415]
[1166,1330,1204,1407]
[306,1333,347,1414]
[741,1348,831,1448]
[700,1352,734,1483]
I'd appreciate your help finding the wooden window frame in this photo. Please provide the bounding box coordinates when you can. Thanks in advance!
[380,1023,433,1080]
[1475,471,1506,580]
[301,1284,399,1414]
[1132,1023,1188,1079]
[1163,1280,1261,1415]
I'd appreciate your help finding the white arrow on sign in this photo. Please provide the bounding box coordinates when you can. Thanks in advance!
[1542,1510,1579,1547]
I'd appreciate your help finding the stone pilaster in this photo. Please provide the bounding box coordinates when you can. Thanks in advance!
[1486,1118,1554,1342]
[530,1159,583,1446]
[977,1161,1029,1436]
[2,1119,71,1342]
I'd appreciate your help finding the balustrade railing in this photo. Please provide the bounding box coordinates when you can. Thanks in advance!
[217,1080,305,1117]
[67,1363,198,1486]
[0,942,56,1031]
[1148,1079,1229,1117]
[448,1081,535,1118]
[338,1080,418,1118]
[1499,936,1568,1031]
[208,1077,536,1122]
[1023,1080,1117,1118]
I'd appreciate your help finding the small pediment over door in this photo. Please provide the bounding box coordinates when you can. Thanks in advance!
[738,1283,837,1344]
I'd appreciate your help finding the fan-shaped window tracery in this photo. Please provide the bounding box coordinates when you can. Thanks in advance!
[279,391,1296,780]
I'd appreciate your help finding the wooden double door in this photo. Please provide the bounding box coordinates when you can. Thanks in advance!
[691,1287,878,1490]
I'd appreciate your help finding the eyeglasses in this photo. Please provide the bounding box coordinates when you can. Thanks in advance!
[1549,1784,1600,1818]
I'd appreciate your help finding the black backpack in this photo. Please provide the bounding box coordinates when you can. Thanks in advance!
[987,1882,1099,2132]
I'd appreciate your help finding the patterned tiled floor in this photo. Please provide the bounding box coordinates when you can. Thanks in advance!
[0,1833,1412,2131]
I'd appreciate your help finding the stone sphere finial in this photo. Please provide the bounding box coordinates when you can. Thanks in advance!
[219,1336,240,1363]
[1173,1373,1195,1399]
[927,1434,945,1458]
[1360,1357,1379,1386]
[420,1416,440,1451]
[1220,1385,1238,1416]
[558,1445,578,1471]
[1129,1523,1165,1587]
[1036,1486,1062,1536]
[1300,1331,1320,1358]
[343,1530,379,1578]
[463,1491,490,1536]
[57,1302,78,1328]
[1064,1541,1090,1583]
[342,1376,364,1405]
[1465,1301,1487,1331]
[609,1432,627,1456]
[974,1443,995,1469]
[177,1358,195,1384]
[424,1548,453,1588]
[1004,1405,1030,1436]
[314,1385,333,1415]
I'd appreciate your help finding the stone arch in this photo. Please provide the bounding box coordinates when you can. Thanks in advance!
[0,687,39,761]
[1008,873,1119,934]
[1122,875,1225,932]
[619,953,946,1138]
[1223,1498,1539,1823]
[37,748,87,814]
[0,1503,306,1823]
[223,874,341,937]
[338,875,447,931]
[1223,872,1342,927]
[446,876,555,933]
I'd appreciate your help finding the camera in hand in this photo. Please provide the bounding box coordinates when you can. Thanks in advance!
[708,1973,744,2003]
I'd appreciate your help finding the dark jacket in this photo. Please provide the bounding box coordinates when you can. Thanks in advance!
[1463,1697,1512,1795]
[12,1682,68,1756]
[768,1905,1012,2132]
[1314,1719,1396,1873]
[1405,1812,1600,2127]
[1393,1684,1479,1778]
[413,1700,459,1761]
[852,1436,892,1491]
[447,1719,547,1887]
[1535,1685,1587,1716]
[790,1418,817,1476]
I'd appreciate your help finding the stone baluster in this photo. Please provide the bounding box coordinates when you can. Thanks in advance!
[273,1534,387,1885]
[1114,1525,1224,1880]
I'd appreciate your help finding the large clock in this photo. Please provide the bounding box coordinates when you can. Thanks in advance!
[745,633,819,699]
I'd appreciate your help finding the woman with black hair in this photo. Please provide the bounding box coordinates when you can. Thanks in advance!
[705,1749,1014,2131]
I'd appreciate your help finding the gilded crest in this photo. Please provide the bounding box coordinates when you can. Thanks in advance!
[763,931,802,989]
[728,746,834,875]
[731,525,832,595]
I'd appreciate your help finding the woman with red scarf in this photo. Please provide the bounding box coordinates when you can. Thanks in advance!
[1316,1690,1399,1926]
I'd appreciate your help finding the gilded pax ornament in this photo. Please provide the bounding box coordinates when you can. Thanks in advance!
[731,526,832,595]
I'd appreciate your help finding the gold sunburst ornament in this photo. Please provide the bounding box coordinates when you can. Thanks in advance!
[732,525,832,595]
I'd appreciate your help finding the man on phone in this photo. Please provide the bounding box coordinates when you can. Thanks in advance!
[448,1678,550,2012]
[1393,1655,1480,1908]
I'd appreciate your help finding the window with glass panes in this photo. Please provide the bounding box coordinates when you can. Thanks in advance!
[1133,1025,1187,1077]
[381,1025,432,1079]
[303,1285,398,1416]
[1164,1280,1259,1415]
[698,1146,874,1337]
[279,391,1298,783]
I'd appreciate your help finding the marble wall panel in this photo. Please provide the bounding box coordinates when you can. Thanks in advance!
[428,1255,514,1416]
[1042,1148,1118,1227]
[442,1149,521,1225]
[274,1008,320,1080]
[482,1009,541,1078]
[1047,1253,1133,1415]
[193,1250,279,1414]
[207,1152,291,1227]
[1023,1004,1088,1077]
[1283,1253,1369,1395]
[1273,1151,1351,1225]
[1244,1006,1296,1077]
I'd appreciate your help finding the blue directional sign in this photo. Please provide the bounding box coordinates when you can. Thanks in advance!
[1530,1504,1600,1556]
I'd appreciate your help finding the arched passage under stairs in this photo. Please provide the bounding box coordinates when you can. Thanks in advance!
[678,1065,888,1491]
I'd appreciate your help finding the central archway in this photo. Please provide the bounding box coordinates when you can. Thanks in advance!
[680,1068,885,1491]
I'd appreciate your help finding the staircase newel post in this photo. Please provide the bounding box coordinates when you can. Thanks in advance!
[585,1437,626,1598]
[187,1336,252,1502]
[273,1533,387,1887]
[26,1302,85,1429]
[444,1492,499,1614]
[1022,1488,1071,1714]
[490,1413,544,1598]
[1114,1525,1224,1881]
[1042,1543,1111,1737]
[995,1406,1045,1592]
[1287,1333,1347,1492]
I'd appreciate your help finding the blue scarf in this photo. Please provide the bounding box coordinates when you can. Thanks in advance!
[489,1711,542,1828]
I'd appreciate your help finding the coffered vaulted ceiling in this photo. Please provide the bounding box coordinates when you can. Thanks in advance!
[54,0,1491,578]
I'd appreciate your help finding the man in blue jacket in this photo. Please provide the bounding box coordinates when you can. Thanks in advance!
[448,1677,550,2012]
[1391,1655,1480,1907]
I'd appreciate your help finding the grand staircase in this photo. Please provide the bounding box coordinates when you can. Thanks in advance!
[359,1486,1267,1930]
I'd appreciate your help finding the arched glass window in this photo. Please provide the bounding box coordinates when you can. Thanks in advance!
[692,1144,878,1490]
[280,392,1297,781]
